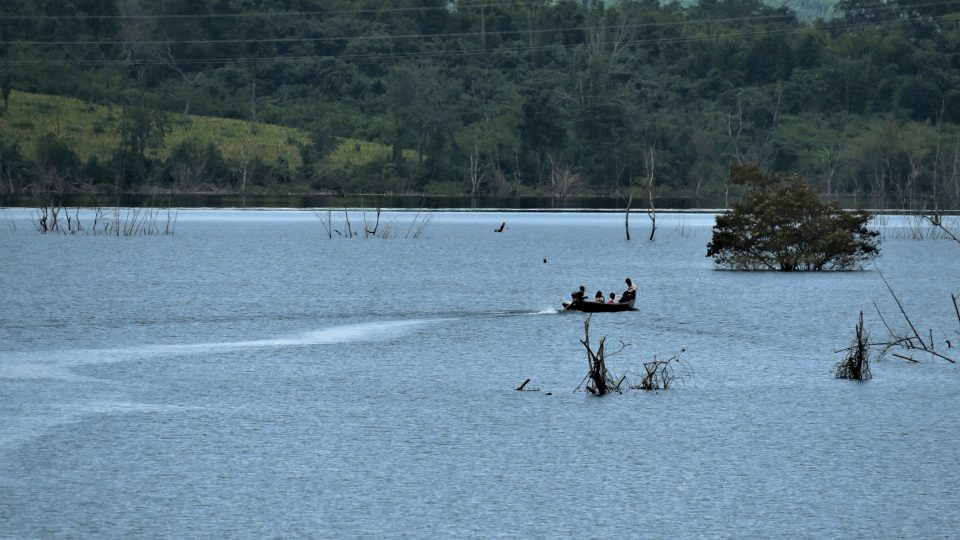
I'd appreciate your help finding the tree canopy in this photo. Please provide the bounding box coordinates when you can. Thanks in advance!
[0,0,958,206]
[706,165,880,270]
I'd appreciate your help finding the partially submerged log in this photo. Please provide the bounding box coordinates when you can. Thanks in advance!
[515,378,540,392]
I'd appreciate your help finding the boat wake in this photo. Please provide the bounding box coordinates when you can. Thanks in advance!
[0,318,443,381]
[454,307,560,318]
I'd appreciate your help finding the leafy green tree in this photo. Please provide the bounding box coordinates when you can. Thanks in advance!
[0,139,33,194]
[34,133,81,191]
[160,140,227,189]
[0,72,13,115]
[706,165,880,270]
[110,107,169,187]
[2,0,960,203]
[518,74,567,188]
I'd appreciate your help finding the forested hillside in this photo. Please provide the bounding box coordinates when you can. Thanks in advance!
[1,0,959,207]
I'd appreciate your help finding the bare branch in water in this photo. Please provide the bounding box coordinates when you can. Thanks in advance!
[836,311,872,380]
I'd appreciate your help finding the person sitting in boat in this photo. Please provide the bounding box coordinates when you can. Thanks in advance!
[608,292,616,304]
[595,291,604,302]
[620,277,637,303]
[571,285,586,304]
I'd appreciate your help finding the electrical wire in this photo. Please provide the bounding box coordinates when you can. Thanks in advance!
[0,15,945,67]
[0,1,616,20]
[0,13,800,46]
[0,0,956,21]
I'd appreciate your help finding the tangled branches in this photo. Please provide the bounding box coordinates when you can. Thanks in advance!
[872,271,957,364]
[573,315,689,395]
[576,315,628,395]
[835,311,872,380]
[632,353,692,390]
[33,199,177,236]
[838,273,958,377]
[921,212,960,244]
[315,205,431,239]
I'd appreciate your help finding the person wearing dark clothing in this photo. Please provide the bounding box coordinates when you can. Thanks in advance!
[620,277,637,303]
[571,285,586,303]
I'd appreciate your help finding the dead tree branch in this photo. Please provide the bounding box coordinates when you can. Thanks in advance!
[624,193,632,241]
[835,311,872,380]
[576,315,626,396]
[645,149,657,241]
[921,211,960,244]
[631,353,691,390]
[861,270,958,364]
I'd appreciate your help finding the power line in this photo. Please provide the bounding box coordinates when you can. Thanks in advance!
[1,1,533,20]
[1,13,800,47]
[1,0,957,21]
[0,16,940,68]
[0,1,954,50]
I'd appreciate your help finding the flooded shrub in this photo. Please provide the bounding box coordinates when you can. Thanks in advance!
[633,354,691,390]
[706,166,880,271]
[574,315,689,395]
[836,311,872,380]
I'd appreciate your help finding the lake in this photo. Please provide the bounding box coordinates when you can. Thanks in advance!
[1,209,958,538]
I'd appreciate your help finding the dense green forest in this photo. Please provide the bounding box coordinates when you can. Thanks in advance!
[1,0,959,207]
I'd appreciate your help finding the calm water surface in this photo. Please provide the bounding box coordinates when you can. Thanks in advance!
[1,209,958,538]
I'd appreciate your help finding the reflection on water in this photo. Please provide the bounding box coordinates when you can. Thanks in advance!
[1,210,958,537]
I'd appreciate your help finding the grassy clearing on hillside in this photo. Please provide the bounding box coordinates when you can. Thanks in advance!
[328,138,417,167]
[0,91,308,165]
[0,91,407,170]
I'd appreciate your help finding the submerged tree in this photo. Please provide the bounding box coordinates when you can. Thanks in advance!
[836,311,872,380]
[706,165,880,270]
[574,315,689,396]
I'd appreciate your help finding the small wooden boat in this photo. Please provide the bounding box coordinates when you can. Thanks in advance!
[562,297,637,312]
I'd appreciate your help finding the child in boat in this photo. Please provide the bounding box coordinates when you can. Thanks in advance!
[595,291,604,302]
[608,292,616,304]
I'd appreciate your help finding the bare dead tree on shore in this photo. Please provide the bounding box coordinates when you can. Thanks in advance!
[548,158,580,200]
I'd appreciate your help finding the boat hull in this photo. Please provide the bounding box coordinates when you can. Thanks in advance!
[562,298,637,312]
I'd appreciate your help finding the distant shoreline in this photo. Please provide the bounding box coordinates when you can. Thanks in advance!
[4,193,957,213]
